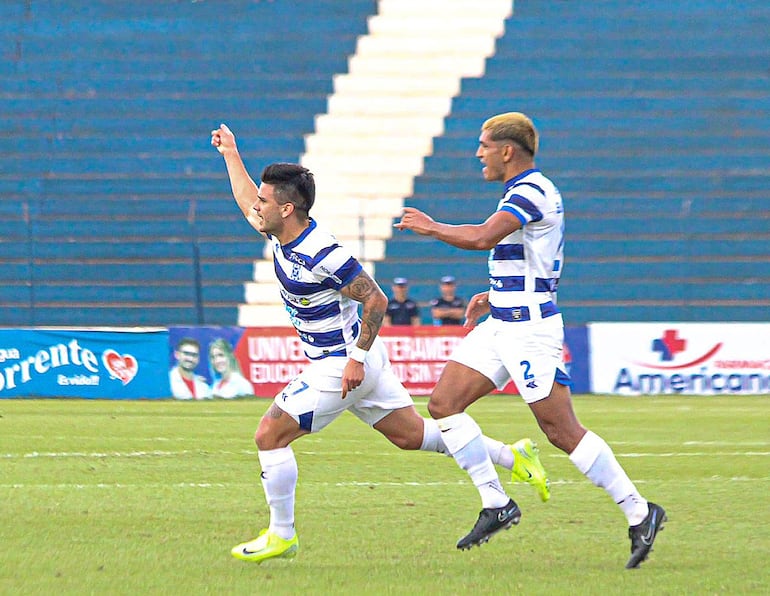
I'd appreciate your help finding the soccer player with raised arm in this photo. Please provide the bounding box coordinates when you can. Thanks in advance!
[210,124,550,564]
[395,112,666,569]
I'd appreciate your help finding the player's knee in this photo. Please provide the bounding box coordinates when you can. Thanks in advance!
[427,398,454,420]
[254,425,278,450]
[542,425,567,452]
[376,421,422,450]
[542,422,585,453]
[254,427,266,449]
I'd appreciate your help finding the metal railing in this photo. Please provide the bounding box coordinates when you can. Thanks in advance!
[7,199,207,326]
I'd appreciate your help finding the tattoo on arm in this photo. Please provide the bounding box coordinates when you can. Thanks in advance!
[342,271,386,351]
[345,273,375,302]
[358,308,384,351]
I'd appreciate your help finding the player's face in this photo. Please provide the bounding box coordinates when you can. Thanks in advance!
[210,347,228,374]
[253,183,286,235]
[476,129,507,182]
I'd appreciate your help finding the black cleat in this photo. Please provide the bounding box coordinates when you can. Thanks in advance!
[626,502,667,569]
[457,499,521,550]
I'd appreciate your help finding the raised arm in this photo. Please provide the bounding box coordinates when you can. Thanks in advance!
[211,123,261,232]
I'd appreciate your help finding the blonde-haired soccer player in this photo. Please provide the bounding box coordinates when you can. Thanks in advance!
[396,112,666,569]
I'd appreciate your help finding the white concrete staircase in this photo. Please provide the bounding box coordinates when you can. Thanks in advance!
[239,0,513,326]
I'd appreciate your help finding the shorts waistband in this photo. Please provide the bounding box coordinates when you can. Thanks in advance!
[489,301,559,323]
[306,348,347,360]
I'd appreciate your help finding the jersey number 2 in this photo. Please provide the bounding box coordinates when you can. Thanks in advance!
[520,360,534,380]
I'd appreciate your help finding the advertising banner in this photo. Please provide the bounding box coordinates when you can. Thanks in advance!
[0,328,170,399]
[379,325,589,395]
[233,327,305,398]
[379,326,467,395]
[169,326,254,400]
[589,323,770,395]
[564,325,590,394]
[170,325,590,398]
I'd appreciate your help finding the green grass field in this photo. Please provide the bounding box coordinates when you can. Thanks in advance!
[1,395,768,595]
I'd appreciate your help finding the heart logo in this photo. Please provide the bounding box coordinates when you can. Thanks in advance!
[102,349,139,385]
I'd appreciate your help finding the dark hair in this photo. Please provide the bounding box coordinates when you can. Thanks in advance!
[260,163,315,213]
[176,337,200,352]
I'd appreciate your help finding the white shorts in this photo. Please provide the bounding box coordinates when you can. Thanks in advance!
[450,314,572,403]
[273,336,413,433]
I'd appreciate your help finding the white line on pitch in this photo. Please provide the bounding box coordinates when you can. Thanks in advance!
[545,451,770,458]
[2,476,768,490]
[3,450,770,459]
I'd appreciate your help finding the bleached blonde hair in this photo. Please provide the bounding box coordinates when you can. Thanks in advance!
[481,112,538,156]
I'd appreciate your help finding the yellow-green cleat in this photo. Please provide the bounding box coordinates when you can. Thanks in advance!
[510,438,551,502]
[231,529,299,563]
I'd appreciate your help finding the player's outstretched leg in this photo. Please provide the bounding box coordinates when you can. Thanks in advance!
[510,438,551,502]
[231,529,299,563]
[417,417,547,498]
[626,502,666,569]
[456,498,522,550]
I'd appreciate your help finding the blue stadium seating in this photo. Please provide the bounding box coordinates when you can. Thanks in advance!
[3,0,768,327]
[388,0,770,323]
[0,0,376,326]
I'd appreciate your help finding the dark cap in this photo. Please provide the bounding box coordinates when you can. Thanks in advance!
[393,277,408,286]
[440,275,456,284]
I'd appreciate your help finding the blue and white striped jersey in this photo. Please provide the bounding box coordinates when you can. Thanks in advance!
[488,168,565,323]
[268,219,363,360]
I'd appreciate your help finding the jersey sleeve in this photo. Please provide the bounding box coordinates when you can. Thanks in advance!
[499,181,546,225]
[310,242,363,290]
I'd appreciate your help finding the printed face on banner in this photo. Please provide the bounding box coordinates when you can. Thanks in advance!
[168,327,257,399]
[169,326,590,399]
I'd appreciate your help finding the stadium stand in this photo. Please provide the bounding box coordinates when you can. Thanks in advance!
[382,0,770,323]
[1,0,768,327]
[0,0,376,326]
[240,0,513,326]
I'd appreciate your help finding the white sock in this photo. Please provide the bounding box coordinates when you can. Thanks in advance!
[569,431,648,525]
[436,413,509,508]
[420,418,513,470]
[484,436,514,469]
[258,446,298,540]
